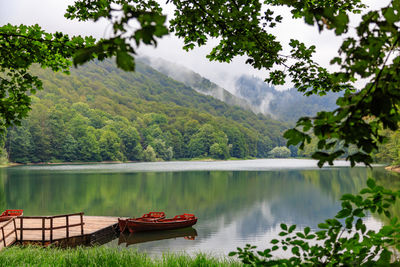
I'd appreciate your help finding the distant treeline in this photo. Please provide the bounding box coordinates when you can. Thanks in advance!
[5,60,288,163]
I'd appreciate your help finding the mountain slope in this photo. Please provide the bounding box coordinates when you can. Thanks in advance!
[6,59,288,163]
[138,57,254,111]
[141,57,340,122]
[234,75,340,122]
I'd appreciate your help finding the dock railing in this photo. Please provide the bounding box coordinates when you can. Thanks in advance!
[0,218,18,247]
[18,212,85,245]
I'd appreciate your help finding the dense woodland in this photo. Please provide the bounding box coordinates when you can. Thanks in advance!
[5,60,288,163]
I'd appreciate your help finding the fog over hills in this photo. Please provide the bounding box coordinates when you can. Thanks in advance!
[142,57,340,122]
[234,75,340,122]
[138,56,253,111]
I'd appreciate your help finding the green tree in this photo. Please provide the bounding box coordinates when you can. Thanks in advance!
[99,129,124,161]
[61,134,78,162]
[188,124,229,158]
[222,126,248,158]
[77,127,101,162]
[104,120,143,161]
[168,129,184,159]
[7,124,33,163]
[47,106,69,159]
[209,142,229,159]
[151,138,173,161]
[269,146,291,158]
[27,102,52,162]
[143,145,156,162]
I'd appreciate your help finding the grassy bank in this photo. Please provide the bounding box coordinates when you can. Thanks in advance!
[0,246,241,267]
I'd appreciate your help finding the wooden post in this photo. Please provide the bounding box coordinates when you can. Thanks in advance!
[80,213,84,236]
[13,218,17,241]
[42,218,45,245]
[50,217,53,243]
[1,226,5,247]
[66,215,69,240]
[20,217,23,241]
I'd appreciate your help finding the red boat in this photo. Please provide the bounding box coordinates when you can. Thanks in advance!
[119,213,197,232]
[119,212,165,232]
[0,209,23,222]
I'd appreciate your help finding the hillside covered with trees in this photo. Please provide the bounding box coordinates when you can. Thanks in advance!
[141,57,340,123]
[5,60,288,163]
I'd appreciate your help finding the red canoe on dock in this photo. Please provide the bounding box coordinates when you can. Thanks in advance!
[0,209,23,222]
[119,213,197,232]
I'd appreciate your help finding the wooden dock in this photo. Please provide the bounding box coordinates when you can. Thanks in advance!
[0,213,120,250]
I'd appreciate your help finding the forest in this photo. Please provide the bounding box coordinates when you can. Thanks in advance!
[5,59,288,163]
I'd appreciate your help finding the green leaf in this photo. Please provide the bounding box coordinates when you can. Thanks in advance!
[341,194,355,201]
[292,247,300,256]
[336,209,351,219]
[367,179,376,189]
[355,218,363,230]
[296,232,305,239]
[318,223,329,229]
[116,51,135,71]
[383,7,399,23]
[304,227,310,235]
[353,208,365,217]
[360,188,372,194]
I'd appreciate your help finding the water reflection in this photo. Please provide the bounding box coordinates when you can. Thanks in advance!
[0,160,389,255]
[118,228,197,246]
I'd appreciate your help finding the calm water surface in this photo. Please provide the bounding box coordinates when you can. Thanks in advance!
[0,159,397,256]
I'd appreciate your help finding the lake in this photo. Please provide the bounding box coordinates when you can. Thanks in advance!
[0,159,397,256]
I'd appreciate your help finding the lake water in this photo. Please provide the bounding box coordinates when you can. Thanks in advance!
[0,159,397,256]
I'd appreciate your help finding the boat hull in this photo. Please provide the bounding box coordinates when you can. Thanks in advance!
[119,212,166,233]
[0,210,23,222]
[119,215,197,233]
[125,218,197,232]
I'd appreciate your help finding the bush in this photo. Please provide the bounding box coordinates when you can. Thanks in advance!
[230,178,400,265]
[268,146,291,158]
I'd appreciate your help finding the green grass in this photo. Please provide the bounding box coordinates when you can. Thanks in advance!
[0,246,241,267]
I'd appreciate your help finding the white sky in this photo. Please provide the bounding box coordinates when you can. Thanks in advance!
[0,0,390,91]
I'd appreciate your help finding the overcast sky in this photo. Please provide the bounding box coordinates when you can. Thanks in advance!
[0,0,390,91]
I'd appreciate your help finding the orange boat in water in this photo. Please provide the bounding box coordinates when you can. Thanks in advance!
[119,213,197,232]
[119,212,166,232]
[0,209,23,222]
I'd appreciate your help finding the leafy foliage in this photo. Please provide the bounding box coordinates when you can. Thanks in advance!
[0,24,94,130]
[165,0,400,167]
[230,178,400,266]
[65,0,168,70]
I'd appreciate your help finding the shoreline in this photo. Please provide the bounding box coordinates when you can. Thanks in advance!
[385,165,400,173]
[3,157,257,167]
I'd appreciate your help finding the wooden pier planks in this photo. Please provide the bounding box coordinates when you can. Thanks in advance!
[0,216,119,249]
